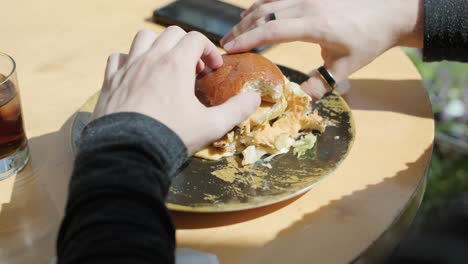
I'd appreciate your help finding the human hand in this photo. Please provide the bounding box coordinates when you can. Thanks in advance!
[221,0,423,98]
[93,27,261,155]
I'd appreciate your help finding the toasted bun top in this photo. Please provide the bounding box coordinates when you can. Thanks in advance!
[195,53,285,106]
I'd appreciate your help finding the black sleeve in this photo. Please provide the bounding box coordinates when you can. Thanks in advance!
[57,112,187,264]
[423,0,468,62]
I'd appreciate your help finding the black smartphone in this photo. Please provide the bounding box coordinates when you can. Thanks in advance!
[153,0,270,53]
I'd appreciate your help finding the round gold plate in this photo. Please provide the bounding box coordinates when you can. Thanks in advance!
[71,65,355,212]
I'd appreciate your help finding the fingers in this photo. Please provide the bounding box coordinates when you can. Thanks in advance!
[301,76,351,99]
[104,53,128,87]
[224,19,317,53]
[148,26,186,57]
[209,92,261,138]
[128,30,158,64]
[196,59,205,74]
[301,58,350,99]
[126,28,222,84]
[300,75,329,99]
[241,0,280,18]
[95,53,129,119]
[222,0,301,45]
[336,79,351,95]
[172,31,223,71]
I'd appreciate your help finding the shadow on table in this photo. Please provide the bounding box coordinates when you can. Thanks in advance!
[0,113,76,263]
[172,194,304,229]
[27,114,77,211]
[178,146,433,263]
[344,79,433,119]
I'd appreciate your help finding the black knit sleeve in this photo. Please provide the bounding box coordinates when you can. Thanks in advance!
[423,0,468,62]
[57,112,187,264]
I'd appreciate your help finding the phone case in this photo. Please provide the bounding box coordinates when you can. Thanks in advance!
[153,0,270,53]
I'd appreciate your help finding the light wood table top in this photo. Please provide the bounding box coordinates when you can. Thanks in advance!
[0,1,434,263]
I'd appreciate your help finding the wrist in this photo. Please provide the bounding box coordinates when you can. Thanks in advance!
[395,0,424,48]
[81,112,188,175]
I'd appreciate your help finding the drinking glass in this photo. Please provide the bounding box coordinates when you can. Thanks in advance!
[0,52,29,180]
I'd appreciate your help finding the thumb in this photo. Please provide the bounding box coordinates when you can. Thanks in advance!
[209,91,261,137]
[301,57,350,99]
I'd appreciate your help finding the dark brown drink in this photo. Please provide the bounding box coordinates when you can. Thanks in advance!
[0,75,26,159]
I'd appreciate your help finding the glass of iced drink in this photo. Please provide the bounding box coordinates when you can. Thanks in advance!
[0,52,29,180]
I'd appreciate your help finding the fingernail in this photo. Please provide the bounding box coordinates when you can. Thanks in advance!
[224,40,236,51]
[221,31,233,46]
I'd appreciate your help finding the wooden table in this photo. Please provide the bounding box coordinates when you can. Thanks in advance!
[0,0,434,263]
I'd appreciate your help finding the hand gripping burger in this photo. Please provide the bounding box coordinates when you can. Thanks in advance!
[195,53,327,166]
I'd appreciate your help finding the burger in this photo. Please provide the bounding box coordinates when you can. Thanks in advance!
[195,53,326,166]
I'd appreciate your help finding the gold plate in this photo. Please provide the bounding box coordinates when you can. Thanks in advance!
[71,65,355,212]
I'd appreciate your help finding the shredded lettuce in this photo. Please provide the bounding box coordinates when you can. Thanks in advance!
[293,133,317,158]
[274,133,295,150]
[242,146,267,165]
[263,147,289,162]
[242,133,316,166]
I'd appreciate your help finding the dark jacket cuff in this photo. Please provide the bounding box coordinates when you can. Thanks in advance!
[423,0,468,62]
[78,112,188,178]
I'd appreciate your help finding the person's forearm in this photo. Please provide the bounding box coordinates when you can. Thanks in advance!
[397,0,425,48]
[57,113,187,264]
